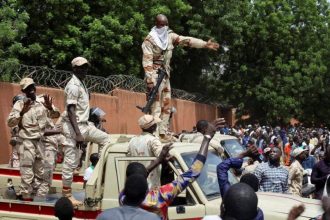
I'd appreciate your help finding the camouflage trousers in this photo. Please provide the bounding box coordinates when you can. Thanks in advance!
[19,139,48,199]
[149,75,171,135]
[43,148,56,187]
[10,144,20,168]
[61,121,111,188]
[42,134,65,187]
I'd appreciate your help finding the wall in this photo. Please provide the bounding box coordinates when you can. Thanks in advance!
[0,82,224,163]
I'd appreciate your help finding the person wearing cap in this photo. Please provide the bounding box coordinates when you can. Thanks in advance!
[7,78,60,201]
[8,94,25,168]
[142,14,219,141]
[61,57,111,206]
[127,114,163,188]
[288,147,308,196]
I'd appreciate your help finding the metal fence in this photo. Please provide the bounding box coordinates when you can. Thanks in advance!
[0,60,215,104]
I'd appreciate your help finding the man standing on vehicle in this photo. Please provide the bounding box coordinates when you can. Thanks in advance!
[61,57,111,206]
[254,147,289,193]
[142,14,219,141]
[7,78,60,201]
[128,114,163,188]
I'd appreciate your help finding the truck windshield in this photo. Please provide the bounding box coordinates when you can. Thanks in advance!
[181,151,238,200]
[220,139,245,158]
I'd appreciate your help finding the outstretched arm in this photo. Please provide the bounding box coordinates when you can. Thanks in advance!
[171,33,219,50]
[217,146,259,197]
[144,121,222,204]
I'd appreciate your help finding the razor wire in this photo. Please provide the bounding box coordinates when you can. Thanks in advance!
[0,60,216,104]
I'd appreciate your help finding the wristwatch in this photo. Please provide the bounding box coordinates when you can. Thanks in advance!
[204,135,212,139]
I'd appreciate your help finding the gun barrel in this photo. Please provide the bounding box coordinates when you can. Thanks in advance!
[137,68,167,114]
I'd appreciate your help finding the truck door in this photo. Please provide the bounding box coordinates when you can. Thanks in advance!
[167,161,205,220]
[113,157,206,219]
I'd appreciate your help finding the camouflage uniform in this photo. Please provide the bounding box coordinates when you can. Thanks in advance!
[142,32,207,135]
[9,126,22,168]
[128,132,162,188]
[62,74,111,188]
[42,119,65,187]
[7,95,60,199]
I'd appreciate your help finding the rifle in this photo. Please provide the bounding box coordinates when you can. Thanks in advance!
[137,68,167,114]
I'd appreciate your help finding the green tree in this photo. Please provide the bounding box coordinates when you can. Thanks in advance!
[0,0,31,79]
[205,0,330,125]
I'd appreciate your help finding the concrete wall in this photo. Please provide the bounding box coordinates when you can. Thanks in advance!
[0,82,221,163]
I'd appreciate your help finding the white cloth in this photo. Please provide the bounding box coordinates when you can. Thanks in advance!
[83,166,94,181]
[149,26,169,50]
[202,216,222,220]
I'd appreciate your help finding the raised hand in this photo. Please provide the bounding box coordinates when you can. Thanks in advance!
[245,145,259,157]
[239,145,259,159]
[205,123,216,139]
[205,39,220,51]
[159,143,174,163]
[43,94,53,110]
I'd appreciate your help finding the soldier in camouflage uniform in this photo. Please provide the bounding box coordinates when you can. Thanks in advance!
[42,118,65,188]
[127,114,163,189]
[61,57,111,206]
[9,95,25,168]
[7,78,60,201]
[142,14,219,140]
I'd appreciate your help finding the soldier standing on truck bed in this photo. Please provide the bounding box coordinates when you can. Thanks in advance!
[142,14,219,141]
[61,57,111,206]
[7,78,60,201]
[128,114,163,189]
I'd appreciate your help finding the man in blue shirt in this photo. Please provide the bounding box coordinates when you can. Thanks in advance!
[217,146,259,197]
[216,146,264,220]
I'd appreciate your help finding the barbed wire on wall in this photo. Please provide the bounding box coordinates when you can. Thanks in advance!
[0,60,218,105]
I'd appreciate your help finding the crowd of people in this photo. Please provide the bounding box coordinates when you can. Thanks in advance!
[218,123,330,199]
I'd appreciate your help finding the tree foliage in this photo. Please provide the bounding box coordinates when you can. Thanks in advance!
[0,0,329,125]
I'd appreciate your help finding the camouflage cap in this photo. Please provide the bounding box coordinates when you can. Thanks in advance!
[138,114,161,129]
[19,77,35,90]
[71,57,89,67]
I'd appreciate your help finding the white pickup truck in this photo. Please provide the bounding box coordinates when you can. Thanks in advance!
[0,134,323,220]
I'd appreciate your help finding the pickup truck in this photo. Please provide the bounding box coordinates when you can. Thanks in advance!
[0,134,323,220]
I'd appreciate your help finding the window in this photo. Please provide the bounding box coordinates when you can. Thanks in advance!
[181,151,238,200]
